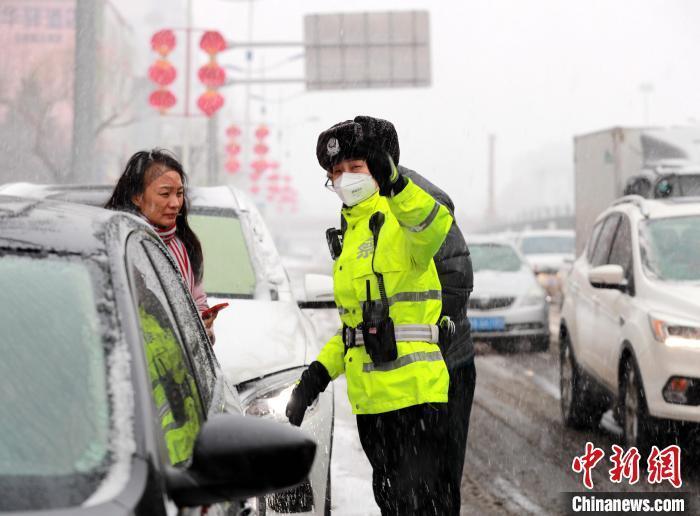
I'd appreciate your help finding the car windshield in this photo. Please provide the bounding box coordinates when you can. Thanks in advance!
[189,209,257,298]
[520,235,574,255]
[470,244,523,272]
[639,215,700,282]
[0,254,112,511]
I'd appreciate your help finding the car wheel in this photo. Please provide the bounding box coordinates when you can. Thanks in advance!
[621,358,654,453]
[560,333,604,429]
[530,335,550,353]
[493,339,515,353]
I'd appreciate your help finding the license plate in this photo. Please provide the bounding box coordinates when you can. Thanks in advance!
[470,317,505,332]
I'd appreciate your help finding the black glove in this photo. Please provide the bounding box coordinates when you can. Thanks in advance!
[286,361,331,426]
[366,150,407,197]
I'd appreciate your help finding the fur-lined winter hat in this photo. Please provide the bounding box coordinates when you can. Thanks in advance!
[316,115,400,171]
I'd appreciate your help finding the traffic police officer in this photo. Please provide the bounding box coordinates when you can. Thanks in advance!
[286,116,455,514]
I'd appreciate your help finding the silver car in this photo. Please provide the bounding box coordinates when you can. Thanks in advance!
[469,237,550,352]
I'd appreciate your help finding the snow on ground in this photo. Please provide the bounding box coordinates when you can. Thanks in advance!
[330,376,379,516]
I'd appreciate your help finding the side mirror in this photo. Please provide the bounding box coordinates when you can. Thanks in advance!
[298,273,336,309]
[166,414,316,507]
[588,264,627,291]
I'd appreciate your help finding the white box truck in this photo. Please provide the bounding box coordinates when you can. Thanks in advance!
[573,126,700,255]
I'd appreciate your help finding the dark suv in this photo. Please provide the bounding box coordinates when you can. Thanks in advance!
[0,195,315,515]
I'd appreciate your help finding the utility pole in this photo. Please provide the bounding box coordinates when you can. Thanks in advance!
[487,133,496,220]
[71,0,99,183]
[182,0,193,175]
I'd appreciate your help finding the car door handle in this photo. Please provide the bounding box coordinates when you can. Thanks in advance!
[619,316,625,326]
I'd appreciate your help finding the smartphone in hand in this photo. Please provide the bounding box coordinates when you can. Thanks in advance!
[201,302,229,319]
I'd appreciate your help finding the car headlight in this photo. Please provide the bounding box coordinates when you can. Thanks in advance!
[649,313,700,347]
[243,381,319,424]
[520,286,548,306]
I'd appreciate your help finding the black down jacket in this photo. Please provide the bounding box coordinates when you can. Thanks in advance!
[399,165,475,367]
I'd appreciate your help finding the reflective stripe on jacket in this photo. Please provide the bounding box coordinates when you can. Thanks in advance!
[317,179,453,414]
[140,308,201,466]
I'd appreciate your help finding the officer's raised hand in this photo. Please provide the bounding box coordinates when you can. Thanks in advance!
[286,361,331,426]
[366,150,407,197]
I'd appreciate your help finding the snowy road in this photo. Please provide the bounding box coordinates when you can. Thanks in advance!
[328,307,700,515]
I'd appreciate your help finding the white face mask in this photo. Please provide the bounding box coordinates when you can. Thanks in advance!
[333,172,378,206]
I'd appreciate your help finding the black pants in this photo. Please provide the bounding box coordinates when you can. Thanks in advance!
[446,359,477,515]
[356,403,451,515]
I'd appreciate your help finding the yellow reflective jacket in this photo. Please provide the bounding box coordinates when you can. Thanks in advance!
[317,179,453,414]
[140,308,202,466]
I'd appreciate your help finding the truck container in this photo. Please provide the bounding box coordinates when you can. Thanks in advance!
[574,126,700,255]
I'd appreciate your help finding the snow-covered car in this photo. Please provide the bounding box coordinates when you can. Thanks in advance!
[516,229,575,300]
[469,237,550,352]
[0,182,334,515]
[560,195,700,449]
[0,195,315,514]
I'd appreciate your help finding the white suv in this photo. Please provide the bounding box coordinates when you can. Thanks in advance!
[560,195,700,449]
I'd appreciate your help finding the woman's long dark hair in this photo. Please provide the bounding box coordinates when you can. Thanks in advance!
[105,149,204,283]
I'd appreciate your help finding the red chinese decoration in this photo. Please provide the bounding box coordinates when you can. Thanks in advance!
[199,31,226,55]
[224,124,241,175]
[198,62,226,88]
[148,59,177,87]
[149,90,177,111]
[197,31,226,117]
[151,29,176,56]
[253,143,269,155]
[148,30,177,114]
[255,125,269,139]
[197,91,224,117]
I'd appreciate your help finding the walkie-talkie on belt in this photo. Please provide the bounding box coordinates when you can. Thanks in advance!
[360,212,398,364]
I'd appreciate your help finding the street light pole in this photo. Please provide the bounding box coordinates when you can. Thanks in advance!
[182,0,192,175]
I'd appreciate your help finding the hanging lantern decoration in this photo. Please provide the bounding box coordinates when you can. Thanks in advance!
[148,90,177,111]
[200,31,227,55]
[224,124,241,175]
[148,59,177,86]
[197,31,226,117]
[197,90,224,117]
[198,62,226,88]
[249,124,271,192]
[148,30,177,114]
[151,29,176,56]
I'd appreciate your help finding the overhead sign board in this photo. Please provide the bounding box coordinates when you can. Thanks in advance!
[303,11,431,90]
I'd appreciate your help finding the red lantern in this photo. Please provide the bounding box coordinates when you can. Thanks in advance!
[225,159,240,174]
[149,90,177,111]
[197,90,224,117]
[226,143,241,155]
[251,159,268,173]
[200,31,226,55]
[255,125,269,139]
[253,143,269,155]
[151,30,176,56]
[226,125,241,137]
[148,59,177,86]
[198,62,226,88]
[250,185,260,195]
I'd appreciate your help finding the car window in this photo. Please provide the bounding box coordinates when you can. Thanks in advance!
[0,254,111,510]
[141,238,216,409]
[189,210,257,298]
[639,215,700,281]
[470,243,523,272]
[126,236,203,468]
[586,222,603,263]
[607,215,633,275]
[520,235,574,255]
[590,214,620,267]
